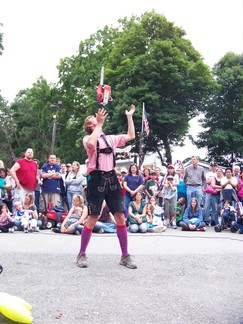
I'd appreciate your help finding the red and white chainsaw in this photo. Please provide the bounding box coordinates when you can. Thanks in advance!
[96,66,112,106]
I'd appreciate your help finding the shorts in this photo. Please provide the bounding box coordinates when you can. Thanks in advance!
[86,170,125,216]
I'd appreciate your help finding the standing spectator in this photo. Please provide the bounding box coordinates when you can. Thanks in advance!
[233,165,241,179]
[60,163,69,210]
[176,167,187,204]
[76,105,137,269]
[65,161,84,210]
[184,156,205,207]
[237,169,243,203]
[3,169,15,213]
[41,154,61,207]
[33,159,42,213]
[210,167,224,225]
[221,168,238,205]
[203,162,217,226]
[0,168,6,203]
[142,168,151,184]
[144,171,160,201]
[123,163,144,217]
[10,148,37,203]
[162,175,177,228]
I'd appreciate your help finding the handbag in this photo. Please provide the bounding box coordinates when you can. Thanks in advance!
[204,185,218,195]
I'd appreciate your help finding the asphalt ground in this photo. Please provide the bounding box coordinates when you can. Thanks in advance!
[0,227,243,324]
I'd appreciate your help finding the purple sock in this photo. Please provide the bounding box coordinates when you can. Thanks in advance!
[116,224,128,257]
[78,225,92,255]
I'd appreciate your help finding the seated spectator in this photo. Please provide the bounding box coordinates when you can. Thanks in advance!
[128,191,148,233]
[52,195,88,235]
[180,197,206,231]
[149,196,164,226]
[146,198,167,233]
[0,203,15,233]
[14,201,30,233]
[231,213,243,234]
[176,197,186,226]
[93,201,117,233]
[14,193,42,232]
[219,200,236,228]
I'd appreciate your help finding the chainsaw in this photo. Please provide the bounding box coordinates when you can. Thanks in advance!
[96,66,112,106]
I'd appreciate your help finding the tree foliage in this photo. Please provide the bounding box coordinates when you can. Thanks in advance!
[196,52,243,165]
[57,11,215,164]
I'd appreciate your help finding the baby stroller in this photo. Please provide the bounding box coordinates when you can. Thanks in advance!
[214,206,236,232]
[230,201,243,234]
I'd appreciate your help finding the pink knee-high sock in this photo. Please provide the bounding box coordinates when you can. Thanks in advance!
[116,224,128,257]
[78,225,92,255]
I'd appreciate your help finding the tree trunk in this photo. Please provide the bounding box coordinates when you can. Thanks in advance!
[163,137,172,164]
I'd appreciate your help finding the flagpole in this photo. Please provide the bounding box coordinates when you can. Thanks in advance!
[139,103,145,168]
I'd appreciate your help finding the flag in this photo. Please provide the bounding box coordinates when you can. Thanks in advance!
[143,107,150,136]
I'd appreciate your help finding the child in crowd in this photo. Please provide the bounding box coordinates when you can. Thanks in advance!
[162,175,177,229]
[0,203,15,233]
[53,195,88,234]
[146,197,167,233]
[176,197,186,226]
[220,200,236,228]
[14,200,38,233]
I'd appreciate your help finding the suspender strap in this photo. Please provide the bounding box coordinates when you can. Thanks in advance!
[96,135,116,170]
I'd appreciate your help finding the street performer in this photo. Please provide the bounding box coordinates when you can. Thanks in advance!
[76,105,137,269]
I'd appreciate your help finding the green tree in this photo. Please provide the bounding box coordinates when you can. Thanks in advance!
[196,52,243,165]
[0,23,4,55]
[57,11,215,164]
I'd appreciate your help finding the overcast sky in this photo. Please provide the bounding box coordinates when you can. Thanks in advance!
[0,0,242,161]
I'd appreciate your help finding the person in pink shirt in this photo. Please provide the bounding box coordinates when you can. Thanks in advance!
[76,105,137,269]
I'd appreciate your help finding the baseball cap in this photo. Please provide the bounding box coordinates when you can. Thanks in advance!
[121,168,127,173]
[210,162,217,166]
[167,164,174,169]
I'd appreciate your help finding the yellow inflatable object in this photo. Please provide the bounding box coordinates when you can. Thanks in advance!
[0,292,33,323]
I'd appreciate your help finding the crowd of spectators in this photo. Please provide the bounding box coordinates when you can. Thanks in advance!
[0,152,243,235]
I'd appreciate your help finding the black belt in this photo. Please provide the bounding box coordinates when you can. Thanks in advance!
[187,184,201,187]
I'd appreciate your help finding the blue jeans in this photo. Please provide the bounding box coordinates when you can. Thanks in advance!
[211,194,220,224]
[56,222,84,234]
[124,195,133,219]
[93,221,117,233]
[14,219,42,231]
[187,186,202,207]
[129,222,148,233]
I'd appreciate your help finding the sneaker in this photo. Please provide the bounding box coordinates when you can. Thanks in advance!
[173,224,177,229]
[76,253,88,268]
[119,254,137,269]
[74,230,81,235]
[52,228,60,233]
[197,227,206,232]
[8,228,14,233]
[34,227,40,232]
[97,229,104,234]
[24,228,28,233]
[151,225,167,233]
[29,227,34,233]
